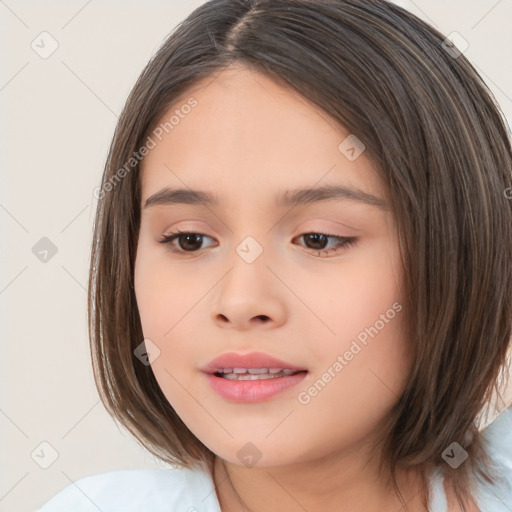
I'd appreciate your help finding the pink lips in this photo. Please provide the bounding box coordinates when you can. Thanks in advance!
[201,351,306,374]
[201,351,308,403]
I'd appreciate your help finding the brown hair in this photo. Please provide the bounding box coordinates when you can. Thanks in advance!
[88,0,512,509]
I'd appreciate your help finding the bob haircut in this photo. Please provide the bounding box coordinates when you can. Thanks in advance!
[88,0,512,509]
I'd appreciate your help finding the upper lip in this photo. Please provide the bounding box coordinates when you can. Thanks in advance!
[201,351,307,374]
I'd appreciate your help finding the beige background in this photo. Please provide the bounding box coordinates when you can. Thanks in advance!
[1,1,511,511]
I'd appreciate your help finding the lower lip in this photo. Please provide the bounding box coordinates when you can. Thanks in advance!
[204,372,308,403]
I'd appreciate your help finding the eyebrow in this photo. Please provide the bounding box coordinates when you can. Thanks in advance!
[143,185,388,210]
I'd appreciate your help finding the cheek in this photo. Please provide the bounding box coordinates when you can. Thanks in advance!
[292,237,409,432]
[133,250,206,425]
[133,242,211,389]
[134,242,207,339]
[294,235,404,352]
[337,244,408,393]
[292,292,409,460]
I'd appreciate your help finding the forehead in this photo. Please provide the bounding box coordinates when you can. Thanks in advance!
[139,66,385,209]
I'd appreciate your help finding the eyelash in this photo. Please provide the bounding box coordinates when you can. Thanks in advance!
[158,229,357,257]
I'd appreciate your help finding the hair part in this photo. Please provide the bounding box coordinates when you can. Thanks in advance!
[88,1,512,510]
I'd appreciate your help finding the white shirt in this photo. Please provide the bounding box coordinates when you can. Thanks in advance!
[36,406,512,511]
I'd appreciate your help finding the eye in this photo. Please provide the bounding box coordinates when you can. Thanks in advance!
[158,230,216,254]
[158,230,357,257]
[293,232,357,257]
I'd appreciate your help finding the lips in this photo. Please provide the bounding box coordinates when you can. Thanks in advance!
[201,351,307,376]
[201,352,308,402]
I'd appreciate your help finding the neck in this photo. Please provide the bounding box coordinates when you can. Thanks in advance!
[212,447,429,512]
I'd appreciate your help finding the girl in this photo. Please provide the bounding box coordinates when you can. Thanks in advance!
[38,0,512,510]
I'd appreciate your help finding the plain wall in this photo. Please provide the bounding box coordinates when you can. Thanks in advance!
[1,1,511,511]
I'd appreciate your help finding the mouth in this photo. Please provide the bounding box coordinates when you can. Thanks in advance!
[213,368,306,380]
[201,352,308,402]
[201,351,307,375]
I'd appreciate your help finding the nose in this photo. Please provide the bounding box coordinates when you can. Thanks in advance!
[211,247,286,331]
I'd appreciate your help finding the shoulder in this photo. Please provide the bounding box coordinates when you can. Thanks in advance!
[473,404,512,510]
[36,464,220,512]
[429,406,512,512]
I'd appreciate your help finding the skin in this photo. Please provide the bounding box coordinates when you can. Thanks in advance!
[133,64,467,511]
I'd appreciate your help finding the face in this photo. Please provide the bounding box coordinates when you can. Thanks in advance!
[134,65,411,468]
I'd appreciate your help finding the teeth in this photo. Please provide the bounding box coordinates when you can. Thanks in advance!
[223,372,285,381]
[247,368,269,374]
[215,368,302,381]
[216,367,286,374]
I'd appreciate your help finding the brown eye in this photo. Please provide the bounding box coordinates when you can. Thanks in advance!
[302,233,330,250]
[295,232,357,256]
[174,233,203,251]
[159,231,215,253]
